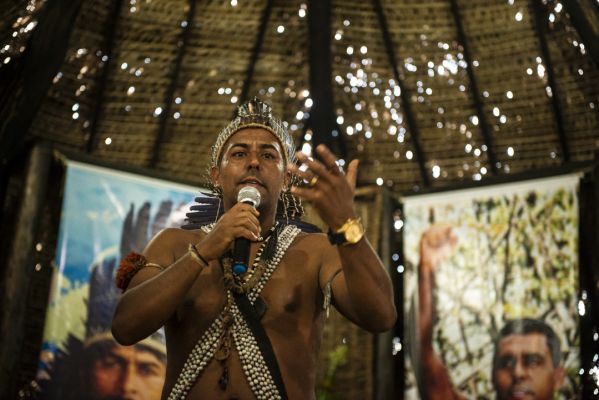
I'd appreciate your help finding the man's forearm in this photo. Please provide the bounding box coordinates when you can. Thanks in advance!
[112,251,206,345]
[336,238,397,331]
[418,257,435,348]
[417,253,463,399]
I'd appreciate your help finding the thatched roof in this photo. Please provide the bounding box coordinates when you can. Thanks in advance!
[1,1,598,397]
[2,0,598,194]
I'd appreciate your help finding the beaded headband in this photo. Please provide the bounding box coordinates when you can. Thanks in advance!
[211,97,296,167]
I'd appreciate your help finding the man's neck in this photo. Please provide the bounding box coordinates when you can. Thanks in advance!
[258,209,277,237]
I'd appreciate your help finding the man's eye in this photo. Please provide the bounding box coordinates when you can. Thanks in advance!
[524,354,543,366]
[100,357,121,369]
[232,151,246,158]
[497,356,516,369]
[262,152,276,159]
[137,364,159,377]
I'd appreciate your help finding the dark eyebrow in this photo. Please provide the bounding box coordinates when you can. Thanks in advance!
[498,351,544,357]
[137,360,163,368]
[229,143,249,150]
[103,353,126,363]
[523,352,545,358]
[228,143,279,151]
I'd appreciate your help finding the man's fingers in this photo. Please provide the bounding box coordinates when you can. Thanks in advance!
[295,152,332,183]
[240,218,261,236]
[315,144,342,174]
[346,159,359,190]
[290,185,318,201]
[287,163,315,184]
[235,227,259,241]
[234,202,260,216]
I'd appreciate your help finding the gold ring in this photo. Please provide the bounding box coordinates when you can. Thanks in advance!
[309,176,319,186]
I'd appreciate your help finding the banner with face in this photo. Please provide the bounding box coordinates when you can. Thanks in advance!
[37,161,197,400]
[402,174,580,399]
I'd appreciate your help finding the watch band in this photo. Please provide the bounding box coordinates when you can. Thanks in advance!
[327,228,347,245]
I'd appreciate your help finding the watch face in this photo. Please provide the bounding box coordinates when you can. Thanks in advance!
[345,222,364,243]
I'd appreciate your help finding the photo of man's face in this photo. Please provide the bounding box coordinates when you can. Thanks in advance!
[90,344,166,400]
[493,333,565,400]
[403,177,580,399]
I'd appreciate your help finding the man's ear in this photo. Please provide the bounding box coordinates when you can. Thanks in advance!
[210,166,220,188]
[552,366,566,391]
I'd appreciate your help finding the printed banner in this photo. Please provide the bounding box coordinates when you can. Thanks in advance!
[402,174,580,399]
[37,161,198,399]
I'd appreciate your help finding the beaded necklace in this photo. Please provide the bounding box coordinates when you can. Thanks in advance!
[216,223,278,389]
[222,223,278,294]
[167,223,300,400]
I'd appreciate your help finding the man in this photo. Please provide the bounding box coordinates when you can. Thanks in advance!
[417,225,565,400]
[492,319,565,400]
[88,341,166,400]
[37,336,166,400]
[37,248,167,400]
[111,98,396,399]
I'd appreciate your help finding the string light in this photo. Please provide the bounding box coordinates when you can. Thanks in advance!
[515,11,523,21]
[3,0,593,217]
[298,4,306,18]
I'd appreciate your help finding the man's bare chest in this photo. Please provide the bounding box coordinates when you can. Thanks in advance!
[177,254,322,328]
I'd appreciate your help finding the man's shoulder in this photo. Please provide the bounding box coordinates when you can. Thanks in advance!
[292,230,332,249]
[150,227,205,247]
[145,227,206,261]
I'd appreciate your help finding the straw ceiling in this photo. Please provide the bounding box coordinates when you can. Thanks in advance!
[2,0,598,194]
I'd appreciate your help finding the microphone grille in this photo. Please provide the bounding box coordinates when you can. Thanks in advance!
[237,186,261,207]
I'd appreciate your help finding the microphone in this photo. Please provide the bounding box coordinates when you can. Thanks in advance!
[232,186,261,275]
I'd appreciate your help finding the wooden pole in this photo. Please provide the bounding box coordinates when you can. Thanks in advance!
[375,188,395,400]
[308,0,346,159]
[0,0,84,170]
[0,145,52,398]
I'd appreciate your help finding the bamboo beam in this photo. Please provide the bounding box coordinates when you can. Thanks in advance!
[308,0,346,159]
[531,0,570,162]
[373,0,429,187]
[0,0,84,170]
[562,0,599,67]
[150,0,197,167]
[449,0,499,174]
[238,0,274,107]
[86,0,125,154]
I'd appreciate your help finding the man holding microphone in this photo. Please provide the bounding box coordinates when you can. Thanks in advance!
[111,98,396,400]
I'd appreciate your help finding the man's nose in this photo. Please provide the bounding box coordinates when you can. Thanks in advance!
[248,151,260,168]
[121,364,141,396]
[512,359,527,380]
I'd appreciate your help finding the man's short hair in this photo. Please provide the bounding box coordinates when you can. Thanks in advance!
[492,318,562,370]
[87,340,167,366]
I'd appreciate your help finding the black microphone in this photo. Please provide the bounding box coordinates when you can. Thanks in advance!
[232,186,261,275]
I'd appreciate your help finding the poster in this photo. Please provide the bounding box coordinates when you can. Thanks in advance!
[36,161,198,399]
[402,174,580,399]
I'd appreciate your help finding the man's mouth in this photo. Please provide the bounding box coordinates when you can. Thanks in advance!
[508,387,534,399]
[239,178,264,187]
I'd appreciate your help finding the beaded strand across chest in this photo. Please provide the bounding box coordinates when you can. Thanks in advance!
[167,223,300,400]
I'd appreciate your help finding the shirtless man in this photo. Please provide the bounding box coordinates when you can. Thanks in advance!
[111,98,396,399]
[417,225,565,400]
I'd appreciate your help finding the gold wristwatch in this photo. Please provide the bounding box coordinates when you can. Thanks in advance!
[327,218,365,246]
